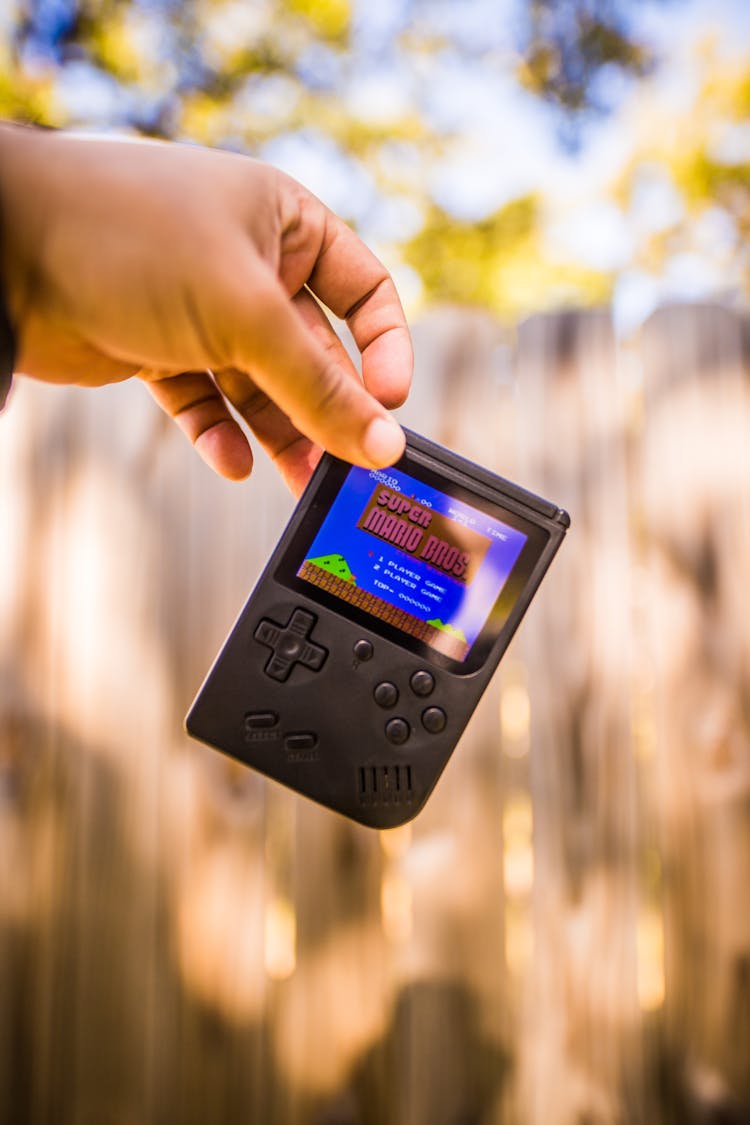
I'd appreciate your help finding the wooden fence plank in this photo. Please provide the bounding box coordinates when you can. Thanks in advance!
[1,303,749,1124]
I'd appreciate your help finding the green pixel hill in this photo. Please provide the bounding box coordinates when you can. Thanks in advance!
[427,618,467,643]
[306,553,356,583]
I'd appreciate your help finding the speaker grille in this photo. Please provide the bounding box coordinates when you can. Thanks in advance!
[358,764,413,805]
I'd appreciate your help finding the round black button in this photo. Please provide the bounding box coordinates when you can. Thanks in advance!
[385,718,410,745]
[422,706,447,734]
[374,681,399,708]
[410,670,435,697]
[278,634,303,658]
[353,639,374,661]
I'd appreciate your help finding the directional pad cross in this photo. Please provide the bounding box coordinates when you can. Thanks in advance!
[254,609,327,682]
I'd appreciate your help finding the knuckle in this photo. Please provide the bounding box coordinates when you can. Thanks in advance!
[311,360,350,418]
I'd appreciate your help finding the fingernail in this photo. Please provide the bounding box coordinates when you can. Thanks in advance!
[362,416,405,466]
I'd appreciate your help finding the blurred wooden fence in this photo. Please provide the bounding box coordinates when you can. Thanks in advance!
[1,303,749,1125]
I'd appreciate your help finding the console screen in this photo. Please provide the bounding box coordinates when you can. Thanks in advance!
[296,465,528,662]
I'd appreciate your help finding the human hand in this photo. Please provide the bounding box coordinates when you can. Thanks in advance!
[0,125,413,494]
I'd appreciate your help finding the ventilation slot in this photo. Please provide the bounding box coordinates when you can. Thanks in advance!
[358,764,413,805]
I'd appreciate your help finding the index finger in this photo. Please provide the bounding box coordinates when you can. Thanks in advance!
[306,211,414,409]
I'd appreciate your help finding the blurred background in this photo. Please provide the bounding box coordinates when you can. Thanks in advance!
[2,1,750,1122]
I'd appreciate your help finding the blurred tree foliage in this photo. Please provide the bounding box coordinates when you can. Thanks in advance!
[2,0,746,315]
[518,0,655,119]
[404,196,611,318]
[613,38,750,298]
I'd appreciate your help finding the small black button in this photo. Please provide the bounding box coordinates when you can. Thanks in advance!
[374,681,399,708]
[410,670,435,697]
[353,639,374,661]
[385,718,410,745]
[285,732,318,751]
[245,711,278,729]
[422,706,447,734]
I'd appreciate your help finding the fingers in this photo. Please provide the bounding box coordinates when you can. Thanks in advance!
[141,282,401,493]
[213,285,355,492]
[304,211,414,409]
[220,255,406,470]
[212,366,316,497]
[144,369,253,481]
[214,290,354,495]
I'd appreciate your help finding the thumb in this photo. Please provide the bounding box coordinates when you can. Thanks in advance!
[221,260,406,468]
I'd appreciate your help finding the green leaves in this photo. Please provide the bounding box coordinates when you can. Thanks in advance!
[404,197,611,315]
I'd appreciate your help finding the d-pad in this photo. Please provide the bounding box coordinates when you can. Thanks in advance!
[254,608,327,682]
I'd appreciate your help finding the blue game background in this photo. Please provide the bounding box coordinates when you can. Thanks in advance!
[300,465,528,650]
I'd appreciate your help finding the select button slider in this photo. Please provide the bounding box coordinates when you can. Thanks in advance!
[245,711,278,729]
[285,732,318,752]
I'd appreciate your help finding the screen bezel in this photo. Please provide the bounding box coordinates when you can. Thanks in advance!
[275,451,551,675]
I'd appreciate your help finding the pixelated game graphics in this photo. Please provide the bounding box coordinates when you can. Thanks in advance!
[297,466,528,662]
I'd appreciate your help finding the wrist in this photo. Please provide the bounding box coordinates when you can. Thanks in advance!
[0,123,53,349]
[0,124,22,403]
[0,270,14,404]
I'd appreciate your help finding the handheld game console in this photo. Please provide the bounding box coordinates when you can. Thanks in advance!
[186,429,569,828]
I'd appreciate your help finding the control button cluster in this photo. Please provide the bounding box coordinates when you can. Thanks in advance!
[352,638,446,747]
[254,608,327,682]
[251,617,449,750]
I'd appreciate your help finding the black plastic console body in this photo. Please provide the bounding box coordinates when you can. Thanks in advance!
[186,429,569,828]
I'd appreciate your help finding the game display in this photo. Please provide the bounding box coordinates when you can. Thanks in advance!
[297,464,528,662]
[186,430,569,828]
